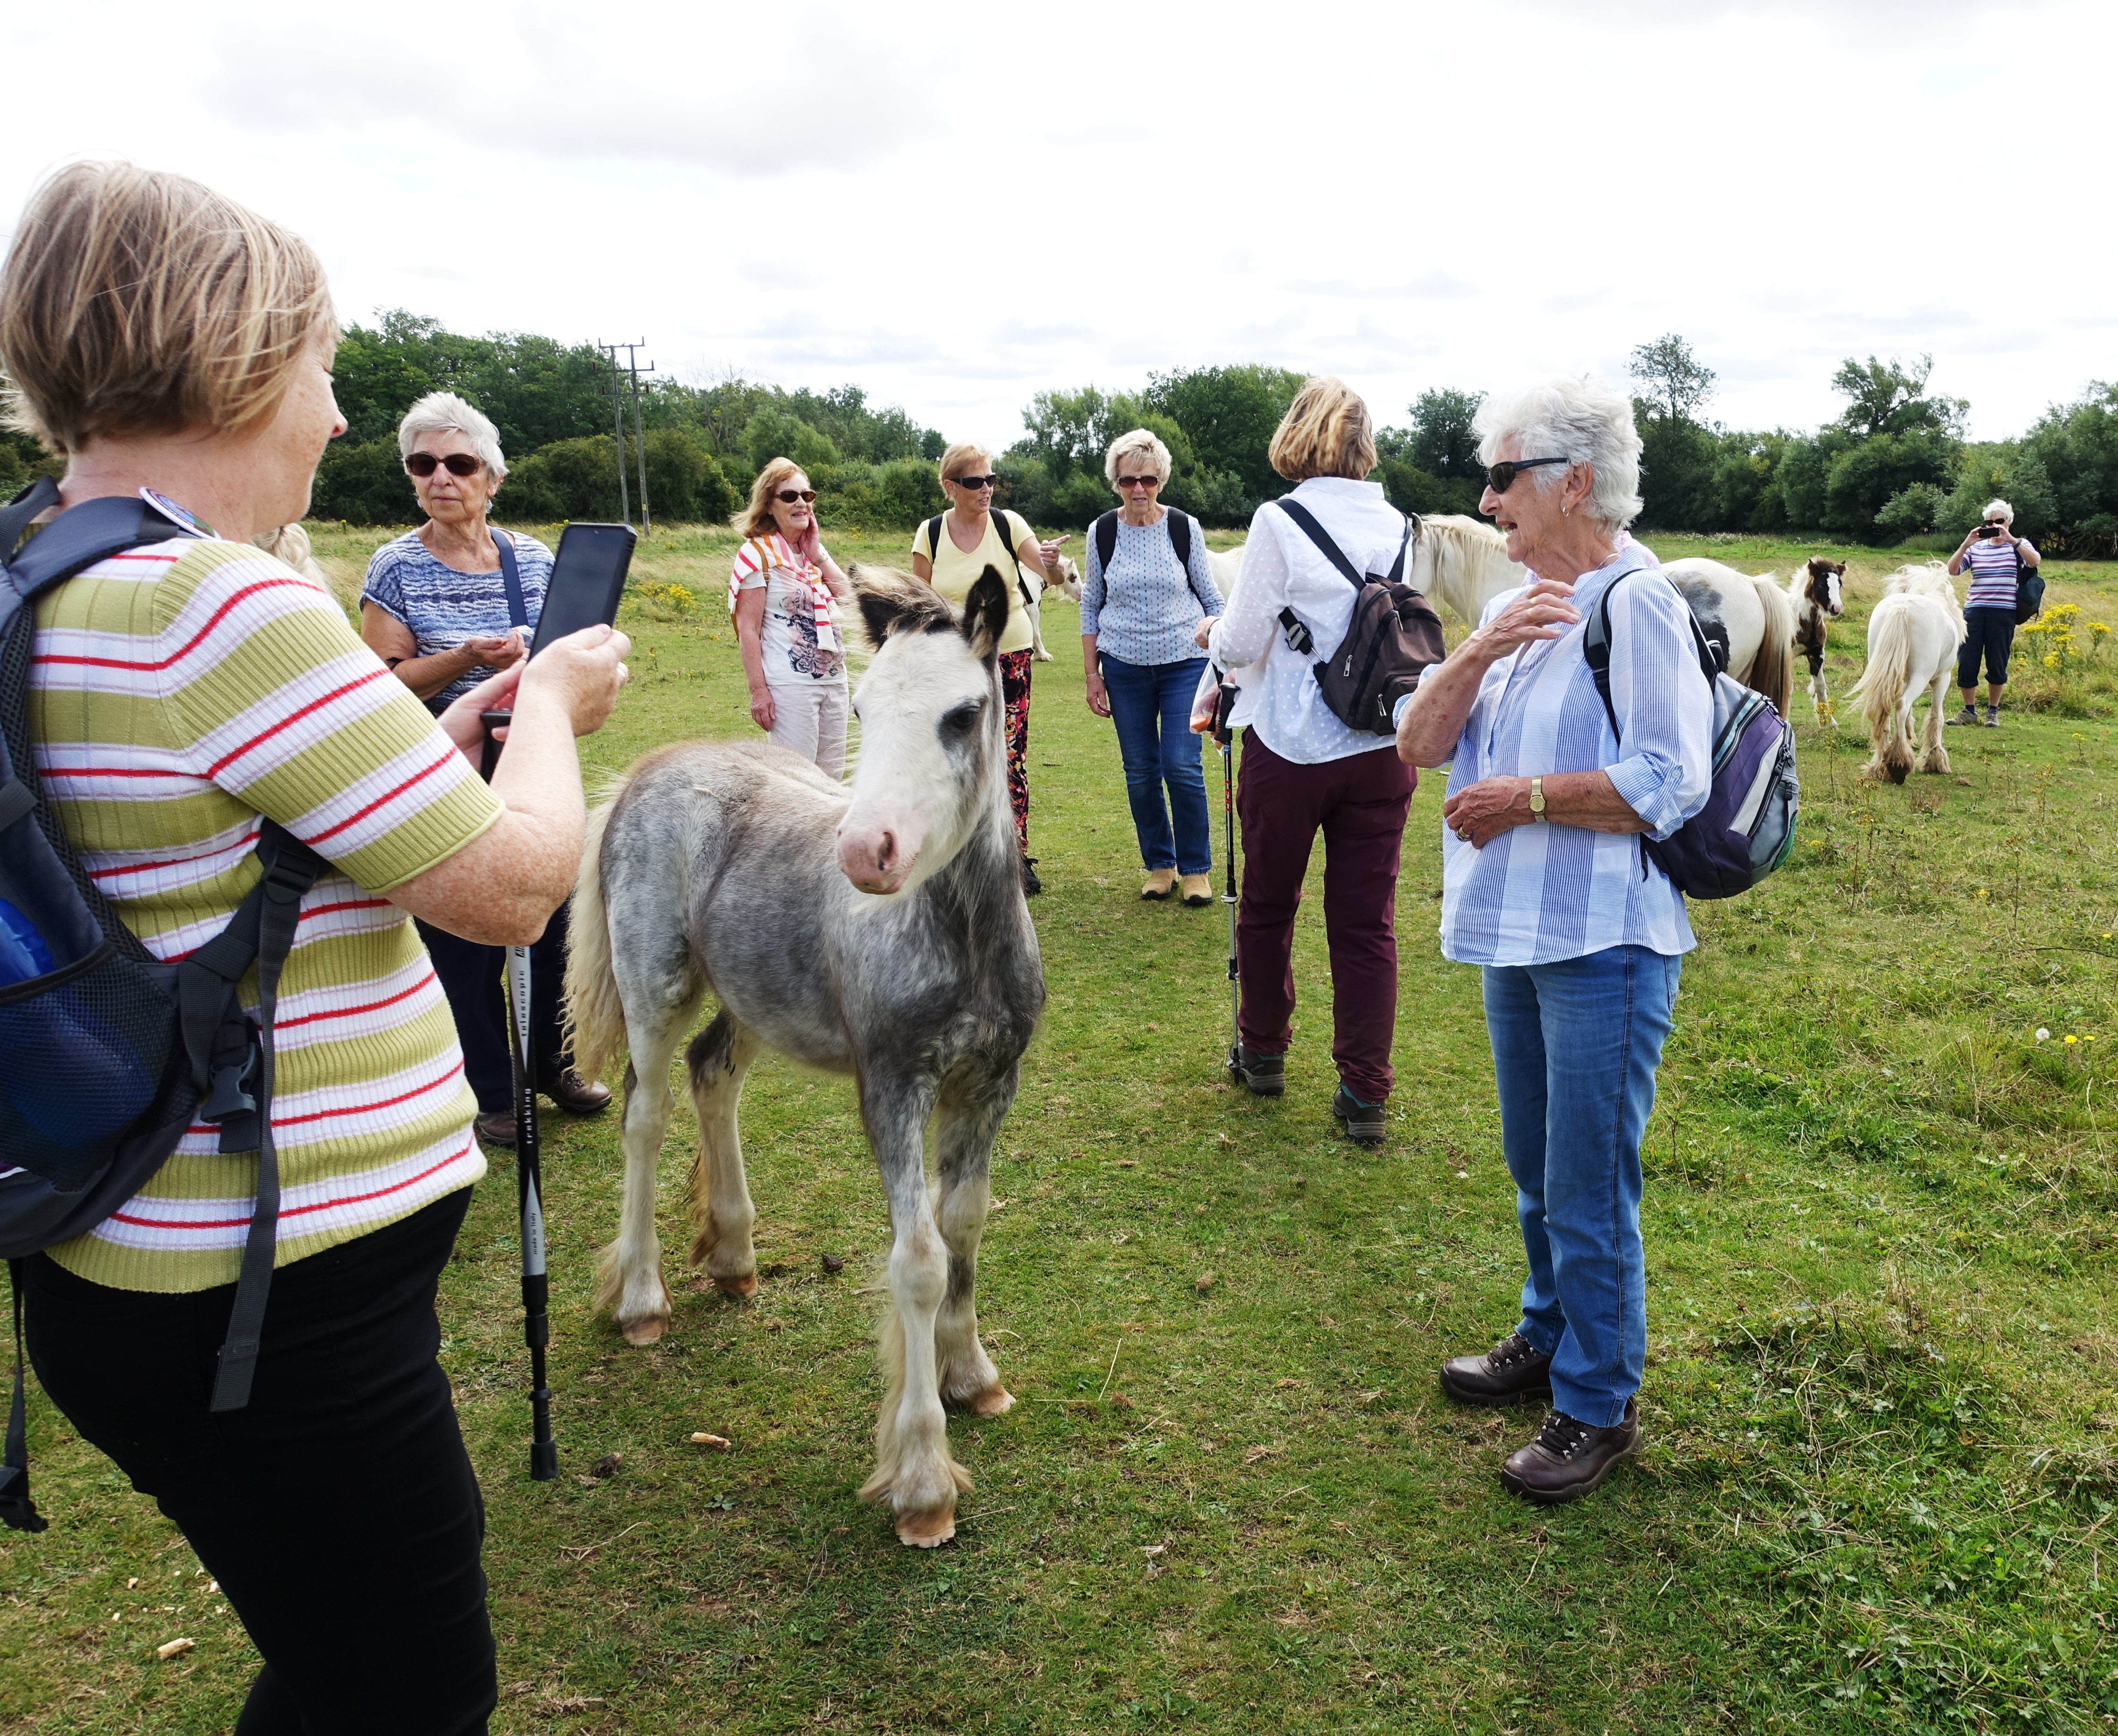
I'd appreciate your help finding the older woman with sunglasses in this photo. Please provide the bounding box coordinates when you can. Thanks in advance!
[730,457,855,777]
[1081,428,1221,905]
[359,391,610,1144]
[1394,374,1711,1507]
[911,442,1068,894]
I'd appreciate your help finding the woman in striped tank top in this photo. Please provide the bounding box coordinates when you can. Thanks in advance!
[1946,498,2040,727]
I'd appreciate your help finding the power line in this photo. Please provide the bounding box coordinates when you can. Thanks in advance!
[595,340,659,533]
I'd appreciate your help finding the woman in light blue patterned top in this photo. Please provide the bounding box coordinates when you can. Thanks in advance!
[1079,428,1222,904]
[1395,373,1711,1507]
[358,391,554,717]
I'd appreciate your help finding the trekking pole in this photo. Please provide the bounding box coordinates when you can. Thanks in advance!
[1212,670,1241,1085]
[507,945,559,1481]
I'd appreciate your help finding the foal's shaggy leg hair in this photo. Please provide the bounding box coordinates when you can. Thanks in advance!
[1917,665,1952,775]
[593,967,703,1347]
[931,1066,1017,1418]
[858,1074,970,1548]
[685,1010,764,1297]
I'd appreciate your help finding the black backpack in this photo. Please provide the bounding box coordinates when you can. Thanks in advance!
[1091,507,1194,579]
[0,478,326,1533]
[1270,499,1446,737]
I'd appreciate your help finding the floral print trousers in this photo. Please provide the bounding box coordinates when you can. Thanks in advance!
[1000,649,1033,854]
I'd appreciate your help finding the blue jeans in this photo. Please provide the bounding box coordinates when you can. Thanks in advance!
[1481,945,1681,1427]
[1100,653,1212,875]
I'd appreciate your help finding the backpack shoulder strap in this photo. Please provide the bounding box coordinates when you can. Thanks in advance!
[1093,511,1119,576]
[1271,497,1364,590]
[2,483,198,608]
[1166,510,1191,570]
[922,514,944,563]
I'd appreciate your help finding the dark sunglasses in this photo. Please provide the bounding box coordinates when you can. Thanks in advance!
[950,474,999,490]
[404,452,484,478]
[1117,474,1160,489]
[773,488,818,504]
[1484,456,1570,494]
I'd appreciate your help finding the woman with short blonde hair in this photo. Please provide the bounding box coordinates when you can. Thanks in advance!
[1,160,630,1733]
[1196,377,1415,1141]
[912,443,1069,892]
[1082,427,1221,903]
[729,455,855,774]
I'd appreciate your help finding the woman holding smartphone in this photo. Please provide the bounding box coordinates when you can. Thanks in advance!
[1946,497,2040,728]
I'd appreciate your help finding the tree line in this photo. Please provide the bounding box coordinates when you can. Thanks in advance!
[2,314,2113,552]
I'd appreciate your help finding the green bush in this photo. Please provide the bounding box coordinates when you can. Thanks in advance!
[310,437,418,524]
[1876,481,1943,534]
[812,458,944,533]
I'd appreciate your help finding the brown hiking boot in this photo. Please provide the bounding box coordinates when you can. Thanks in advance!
[1498,1400,1640,1504]
[1140,868,1176,901]
[1439,1332,1554,1406]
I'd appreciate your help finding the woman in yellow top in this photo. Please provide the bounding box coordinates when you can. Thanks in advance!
[911,442,1067,893]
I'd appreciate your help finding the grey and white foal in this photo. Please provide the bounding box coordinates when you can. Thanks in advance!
[564,566,1044,1547]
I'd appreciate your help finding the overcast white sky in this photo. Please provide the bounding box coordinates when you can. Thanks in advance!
[9,0,2110,451]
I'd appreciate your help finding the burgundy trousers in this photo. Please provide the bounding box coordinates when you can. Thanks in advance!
[1234,728,1416,1104]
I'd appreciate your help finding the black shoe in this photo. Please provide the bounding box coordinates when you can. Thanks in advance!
[1331,1083,1386,1144]
[1020,856,1043,896]
[1439,1332,1554,1406]
[1229,1044,1284,1095]
[1499,1400,1640,1504]
[474,1109,517,1149]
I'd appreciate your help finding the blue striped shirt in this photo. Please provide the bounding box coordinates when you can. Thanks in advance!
[359,528,554,712]
[1433,543,1712,967]
[1961,536,2030,610]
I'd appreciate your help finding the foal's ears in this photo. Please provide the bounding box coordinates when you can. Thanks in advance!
[960,567,1009,663]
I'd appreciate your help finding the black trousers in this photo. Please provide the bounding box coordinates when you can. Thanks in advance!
[24,1190,495,1736]
[1957,604,2015,690]
[419,900,570,1115]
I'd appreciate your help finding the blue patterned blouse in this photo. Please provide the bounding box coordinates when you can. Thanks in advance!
[360,528,554,713]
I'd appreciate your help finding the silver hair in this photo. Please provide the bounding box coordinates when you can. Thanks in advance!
[1103,427,1173,488]
[396,390,507,478]
[1474,374,1643,531]
[1983,498,2014,524]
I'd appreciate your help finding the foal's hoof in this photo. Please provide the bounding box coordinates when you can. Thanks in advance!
[711,1272,758,1299]
[894,1508,957,1549]
[963,1384,1014,1417]
[620,1315,668,1347]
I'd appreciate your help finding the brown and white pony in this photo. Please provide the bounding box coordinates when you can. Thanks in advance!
[1787,557,1847,721]
[1661,558,1798,716]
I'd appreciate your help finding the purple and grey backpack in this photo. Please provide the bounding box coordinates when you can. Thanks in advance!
[1582,572,1799,901]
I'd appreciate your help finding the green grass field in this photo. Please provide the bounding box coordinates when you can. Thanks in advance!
[2,523,2114,1734]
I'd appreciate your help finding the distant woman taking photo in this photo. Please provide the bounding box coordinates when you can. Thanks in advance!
[1946,497,2040,728]
[911,443,1067,893]
[729,457,856,777]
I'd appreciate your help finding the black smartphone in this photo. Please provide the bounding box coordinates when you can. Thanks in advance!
[530,522,636,656]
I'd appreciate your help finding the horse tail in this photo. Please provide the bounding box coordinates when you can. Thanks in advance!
[1848,600,1915,780]
[1747,573,1796,715]
[561,773,632,1083]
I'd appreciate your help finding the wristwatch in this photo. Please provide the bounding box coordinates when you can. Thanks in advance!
[1529,776,1547,820]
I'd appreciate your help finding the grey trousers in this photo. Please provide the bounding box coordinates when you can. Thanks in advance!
[769,681,849,780]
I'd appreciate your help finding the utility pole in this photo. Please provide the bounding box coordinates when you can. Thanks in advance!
[598,340,658,535]
[595,341,630,527]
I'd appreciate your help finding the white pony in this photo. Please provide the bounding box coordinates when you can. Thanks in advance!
[1661,558,1799,717]
[1846,562,1966,783]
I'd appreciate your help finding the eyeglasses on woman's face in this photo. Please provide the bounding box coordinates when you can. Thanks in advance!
[1484,457,1570,494]
[950,474,998,491]
[1117,474,1160,491]
[774,489,817,504]
[404,452,483,479]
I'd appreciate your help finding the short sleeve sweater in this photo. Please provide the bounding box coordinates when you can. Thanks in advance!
[1962,536,2031,610]
[31,535,505,1292]
[1079,511,1220,666]
[912,509,1036,654]
[360,528,555,711]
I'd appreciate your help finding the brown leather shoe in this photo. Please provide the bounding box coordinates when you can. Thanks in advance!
[1439,1332,1553,1406]
[475,1109,517,1149]
[1499,1401,1639,1504]
[538,1067,612,1114]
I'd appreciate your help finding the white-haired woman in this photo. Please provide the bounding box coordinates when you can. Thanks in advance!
[911,442,1067,894]
[1082,428,1222,904]
[4,162,629,1734]
[359,393,611,1143]
[730,455,855,776]
[1946,497,2039,727]
[1196,378,1418,1144]
[1395,373,1712,1506]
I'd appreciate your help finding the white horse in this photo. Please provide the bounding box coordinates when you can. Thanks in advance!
[1846,562,1965,783]
[1787,556,1848,722]
[1661,558,1799,717]
[1207,512,1524,629]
